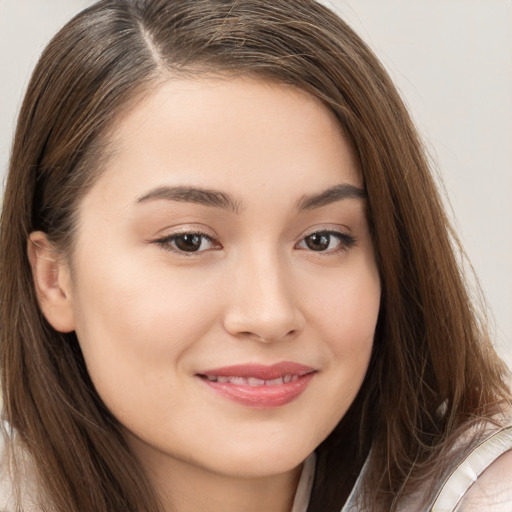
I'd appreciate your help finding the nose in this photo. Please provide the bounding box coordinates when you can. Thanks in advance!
[222,249,304,343]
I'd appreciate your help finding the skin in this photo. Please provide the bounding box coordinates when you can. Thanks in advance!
[30,77,381,512]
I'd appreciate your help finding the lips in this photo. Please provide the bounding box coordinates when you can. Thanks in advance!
[197,362,316,408]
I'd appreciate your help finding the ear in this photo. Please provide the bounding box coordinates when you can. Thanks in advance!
[28,231,76,333]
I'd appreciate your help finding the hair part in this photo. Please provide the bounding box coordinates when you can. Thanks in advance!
[1,1,509,511]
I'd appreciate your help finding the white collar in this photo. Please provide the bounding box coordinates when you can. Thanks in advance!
[291,453,316,512]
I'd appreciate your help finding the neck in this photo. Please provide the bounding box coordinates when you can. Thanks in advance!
[159,463,302,512]
[129,437,304,512]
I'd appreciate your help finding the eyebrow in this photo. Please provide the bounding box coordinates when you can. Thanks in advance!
[136,183,366,213]
[136,186,241,213]
[296,183,366,210]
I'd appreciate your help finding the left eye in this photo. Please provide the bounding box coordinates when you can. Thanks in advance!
[158,233,218,253]
[297,231,354,252]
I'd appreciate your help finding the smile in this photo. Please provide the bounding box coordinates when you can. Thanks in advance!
[203,374,301,386]
[197,362,316,408]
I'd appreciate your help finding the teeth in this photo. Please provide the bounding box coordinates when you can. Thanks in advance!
[266,377,284,386]
[204,374,300,386]
[247,377,265,387]
[228,376,246,386]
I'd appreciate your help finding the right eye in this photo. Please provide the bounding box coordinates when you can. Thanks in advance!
[155,233,221,254]
[296,230,356,254]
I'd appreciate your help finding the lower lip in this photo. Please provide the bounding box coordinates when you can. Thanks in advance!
[199,373,315,408]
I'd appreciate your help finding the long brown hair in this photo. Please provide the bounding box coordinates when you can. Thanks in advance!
[1,1,509,511]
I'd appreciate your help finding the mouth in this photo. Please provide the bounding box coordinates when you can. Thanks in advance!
[196,362,316,408]
[201,374,302,386]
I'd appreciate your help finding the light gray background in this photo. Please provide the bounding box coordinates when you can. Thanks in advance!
[1,0,511,368]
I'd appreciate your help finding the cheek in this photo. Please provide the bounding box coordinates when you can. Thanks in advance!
[70,254,222,398]
[305,260,380,349]
[303,256,380,398]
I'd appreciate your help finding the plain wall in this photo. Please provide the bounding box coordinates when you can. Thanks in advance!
[1,0,511,367]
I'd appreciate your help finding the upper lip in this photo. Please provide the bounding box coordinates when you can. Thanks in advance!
[197,361,316,380]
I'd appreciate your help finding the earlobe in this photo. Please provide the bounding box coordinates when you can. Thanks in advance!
[28,231,75,333]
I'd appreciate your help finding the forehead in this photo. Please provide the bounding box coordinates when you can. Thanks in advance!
[86,76,362,208]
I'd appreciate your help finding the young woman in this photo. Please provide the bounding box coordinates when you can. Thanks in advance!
[1,1,510,511]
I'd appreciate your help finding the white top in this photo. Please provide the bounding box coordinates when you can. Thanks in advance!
[291,453,316,512]
[431,423,512,511]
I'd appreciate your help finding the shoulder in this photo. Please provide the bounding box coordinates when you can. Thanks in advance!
[392,404,512,512]
[0,427,41,512]
[0,429,15,511]
[454,447,512,511]
[431,404,512,512]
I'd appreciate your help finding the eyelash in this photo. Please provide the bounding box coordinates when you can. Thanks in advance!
[154,231,220,255]
[153,229,356,256]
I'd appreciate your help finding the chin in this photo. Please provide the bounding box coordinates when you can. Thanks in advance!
[201,439,314,479]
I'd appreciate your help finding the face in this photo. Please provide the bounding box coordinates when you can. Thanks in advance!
[54,78,380,479]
